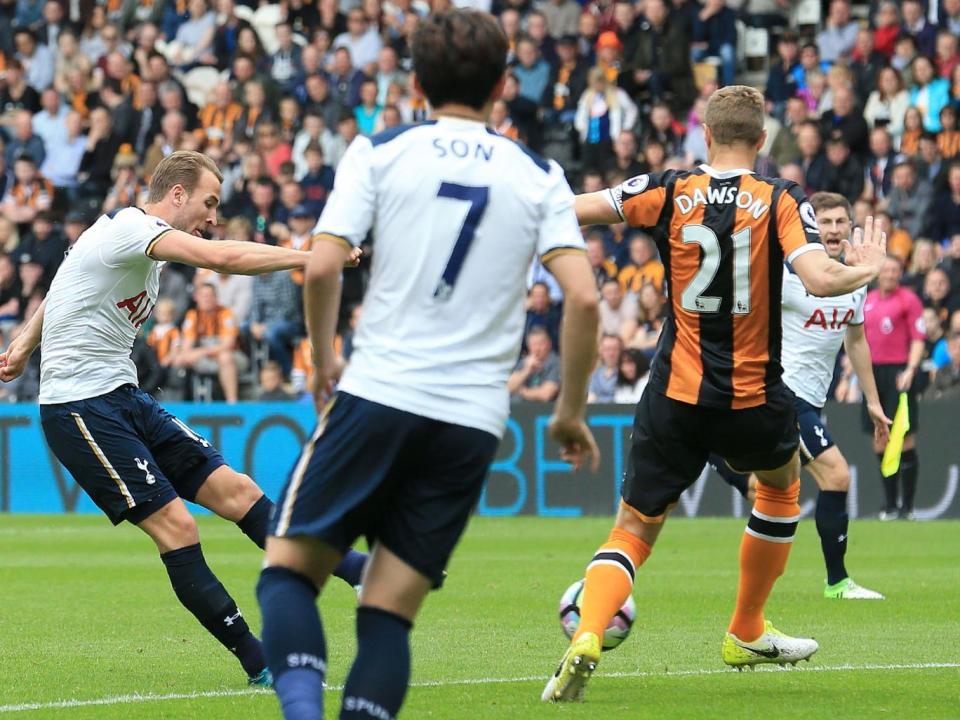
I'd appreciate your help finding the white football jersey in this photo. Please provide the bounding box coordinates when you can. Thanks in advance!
[316,118,584,437]
[39,208,172,405]
[781,265,866,408]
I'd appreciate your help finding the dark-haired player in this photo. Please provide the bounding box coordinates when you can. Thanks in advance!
[255,10,601,720]
[543,85,889,702]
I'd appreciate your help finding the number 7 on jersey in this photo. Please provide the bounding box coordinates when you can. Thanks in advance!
[433,182,489,300]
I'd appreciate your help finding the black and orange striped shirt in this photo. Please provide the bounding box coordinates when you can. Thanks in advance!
[608,167,822,409]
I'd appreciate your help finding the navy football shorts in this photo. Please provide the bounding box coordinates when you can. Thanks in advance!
[41,385,225,525]
[270,392,499,587]
[795,396,836,466]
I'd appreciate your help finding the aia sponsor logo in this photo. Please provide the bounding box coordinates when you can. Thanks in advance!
[804,307,855,330]
[116,291,154,328]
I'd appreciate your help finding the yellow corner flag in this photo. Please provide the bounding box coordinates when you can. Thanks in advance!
[881,393,911,478]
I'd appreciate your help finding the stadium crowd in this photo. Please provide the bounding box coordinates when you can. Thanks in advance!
[0,0,960,406]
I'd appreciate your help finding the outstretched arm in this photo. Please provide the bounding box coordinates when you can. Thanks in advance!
[149,230,311,275]
[0,299,47,382]
[792,216,887,297]
[575,191,623,226]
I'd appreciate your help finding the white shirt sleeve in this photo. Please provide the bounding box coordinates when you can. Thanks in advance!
[852,289,867,325]
[98,208,172,268]
[312,137,375,248]
[537,160,585,261]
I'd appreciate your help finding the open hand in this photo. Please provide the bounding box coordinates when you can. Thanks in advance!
[842,215,887,279]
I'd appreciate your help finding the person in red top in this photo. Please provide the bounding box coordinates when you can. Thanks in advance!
[863,255,926,520]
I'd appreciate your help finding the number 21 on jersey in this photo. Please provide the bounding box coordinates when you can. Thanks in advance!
[680,224,751,315]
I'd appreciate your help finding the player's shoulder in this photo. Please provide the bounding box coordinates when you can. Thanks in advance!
[367,121,438,149]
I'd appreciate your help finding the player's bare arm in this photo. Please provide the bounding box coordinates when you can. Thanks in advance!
[303,233,353,405]
[793,216,887,297]
[0,298,46,382]
[149,230,311,275]
[574,191,624,226]
[897,338,926,392]
[543,251,601,472]
[843,322,891,445]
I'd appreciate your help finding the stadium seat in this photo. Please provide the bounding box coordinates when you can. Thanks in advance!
[252,4,284,54]
[793,0,822,28]
[181,67,224,109]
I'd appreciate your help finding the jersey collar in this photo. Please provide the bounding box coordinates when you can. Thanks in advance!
[698,164,755,179]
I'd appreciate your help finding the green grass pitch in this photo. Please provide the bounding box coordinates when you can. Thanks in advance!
[1,514,958,718]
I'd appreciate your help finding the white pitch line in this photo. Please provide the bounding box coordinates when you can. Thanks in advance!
[1,662,957,714]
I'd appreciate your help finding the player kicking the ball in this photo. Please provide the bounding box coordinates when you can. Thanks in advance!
[0,151,367,687]
[543,86,888,703]
[255,11,600,720]
[712,192,890,600]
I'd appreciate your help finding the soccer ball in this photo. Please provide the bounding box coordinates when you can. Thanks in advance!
[558,578,636,651]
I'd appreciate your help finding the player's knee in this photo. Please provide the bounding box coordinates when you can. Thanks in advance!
[149,505,200,549]
[231,474,263,512]
[823,468,851,492]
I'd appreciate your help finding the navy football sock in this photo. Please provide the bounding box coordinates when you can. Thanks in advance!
[160,543,265,677]
[709,454,751,499]
[236,495,273,549]
[815,490,849,586]
[899,449,918,513]
[257,566,325,720]
[340,607,412,720]
[332,549,368,587]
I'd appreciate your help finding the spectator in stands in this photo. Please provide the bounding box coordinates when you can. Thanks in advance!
[819,86,869,157]
[234,80,274,143]
[765,32,800,119]
[299,143,334,217]
[78,107,122,203]
[249,262,302,378]
[143,111,187,178]
[917,131,947,189]
[625,281,665,356]
[849,28,886,106]
[938,106,960,161]
[691,0,737,88]
[922,266,957,326]
[0,253,21,327]
[935,30,960,81]
[0,60,41,120]
[13,210,66,281]
[598,278,637,339]
[909,55,951,133]
[176,283,245,404]
[872,1,900,59]
[334,8,381,72]
[618,234,664,294]
[543,35,586,125]
[585,232,617,289]
[507,326,560,403]
[5,110,45,168]
[769,96,808,169]
[821,136,863,200]
[865,126,898,202]
[622,0,695,111]
[587,334,622,403]
[924,330,960,400]
[815,0,858,64]
[257,360,295,401]
[883,160,933,241]
[795,121,828,193]
[199,81,243,152]
[523,281,561,351]
[613,348,649,404]
[270,22,303,94]
[525,10,557,68]
[864,66,909,145]
[0,154,52,230]
[513,36,551,105]
[929,163,960,244]
[146,297,183,396]
[643,103,683,159]
[575,67,637,172]
[30,89,66,152]
[14,28,54,91]
[892,35,918,88]
[353,79,383,135]
[328,47,365,111]
[537,0,580,39]
[901,0,936,58]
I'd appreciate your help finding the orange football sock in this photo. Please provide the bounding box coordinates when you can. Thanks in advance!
[728,480,801,642]
[574,528,651,642]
